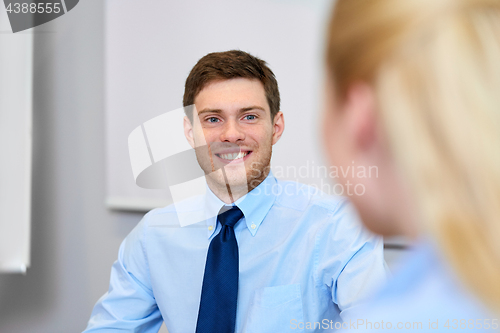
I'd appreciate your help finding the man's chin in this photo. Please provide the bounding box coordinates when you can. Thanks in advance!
[205,171,247,189]
[221,174,250,190]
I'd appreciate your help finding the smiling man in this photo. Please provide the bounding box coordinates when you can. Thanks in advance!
[83,50,388,333]
[184,75,281,204]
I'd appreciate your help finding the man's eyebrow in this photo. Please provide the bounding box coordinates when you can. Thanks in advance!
[240,106,266,112]
[197,108,222,116]
[197,106,266,115]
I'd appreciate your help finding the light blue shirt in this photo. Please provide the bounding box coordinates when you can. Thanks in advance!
[341,240,498,332]
[84,173,387,332]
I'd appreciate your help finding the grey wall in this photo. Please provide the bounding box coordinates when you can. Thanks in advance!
[0,2,142,332]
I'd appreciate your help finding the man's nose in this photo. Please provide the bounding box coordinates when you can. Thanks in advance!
[220,119,245,142]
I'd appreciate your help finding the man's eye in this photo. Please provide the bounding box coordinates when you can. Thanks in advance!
[245,115,256,120]
[207,117,219,123]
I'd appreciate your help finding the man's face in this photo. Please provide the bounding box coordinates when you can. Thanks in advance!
[184,78,284,193]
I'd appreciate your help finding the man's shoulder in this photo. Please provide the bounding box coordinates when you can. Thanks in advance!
[140,193,206,228]
[271,179,364,241]
[273,178,347,214]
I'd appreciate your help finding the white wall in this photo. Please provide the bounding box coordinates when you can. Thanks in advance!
[105,0,334,210]
[0,8,32,273]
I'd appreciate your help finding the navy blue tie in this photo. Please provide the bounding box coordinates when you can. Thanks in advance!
[196,206,243,333]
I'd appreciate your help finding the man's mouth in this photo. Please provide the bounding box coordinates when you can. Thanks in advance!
[215,151,251,161]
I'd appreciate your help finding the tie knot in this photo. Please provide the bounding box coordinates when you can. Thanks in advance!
[217,206,243,228]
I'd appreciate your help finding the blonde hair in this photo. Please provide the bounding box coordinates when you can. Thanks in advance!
[327,0,500,312]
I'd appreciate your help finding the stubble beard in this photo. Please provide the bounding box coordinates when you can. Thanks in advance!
[195,140,273,201]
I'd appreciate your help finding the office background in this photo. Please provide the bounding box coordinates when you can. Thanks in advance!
[0,1,404,332]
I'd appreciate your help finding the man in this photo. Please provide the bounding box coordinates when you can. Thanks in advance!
[84,50,387,332]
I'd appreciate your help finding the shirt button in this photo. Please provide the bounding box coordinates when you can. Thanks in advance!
[251,223,256,229]
[208,226,213,231]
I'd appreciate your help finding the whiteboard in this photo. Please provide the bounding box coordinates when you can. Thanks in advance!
[105,0,334,211]
[0,9,33,273]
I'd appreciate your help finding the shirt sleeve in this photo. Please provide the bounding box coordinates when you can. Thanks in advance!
[83,213,163,333]
[316,198,389,322]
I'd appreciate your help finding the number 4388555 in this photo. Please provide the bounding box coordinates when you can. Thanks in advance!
[6,3,61,14]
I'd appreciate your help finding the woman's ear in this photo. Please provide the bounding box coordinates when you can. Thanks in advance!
[344,82,378,151]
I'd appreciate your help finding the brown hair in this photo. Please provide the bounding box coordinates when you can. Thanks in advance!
[183,50,280,122]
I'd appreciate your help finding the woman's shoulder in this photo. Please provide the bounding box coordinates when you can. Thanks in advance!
[343,241,495,331]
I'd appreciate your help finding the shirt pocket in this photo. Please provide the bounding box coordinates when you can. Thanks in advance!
[242,284,304,333]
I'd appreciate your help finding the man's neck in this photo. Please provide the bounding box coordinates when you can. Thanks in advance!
[206,170,270,204]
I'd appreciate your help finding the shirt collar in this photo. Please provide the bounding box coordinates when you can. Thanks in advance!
[204,171,277,238]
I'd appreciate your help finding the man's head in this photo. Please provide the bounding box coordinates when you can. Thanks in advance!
[183,51,284,202]
[183,50,280,123]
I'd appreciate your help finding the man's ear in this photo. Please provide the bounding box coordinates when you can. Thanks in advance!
[271,111,285,145]
[344,83,377,151]
[184,116,195,148]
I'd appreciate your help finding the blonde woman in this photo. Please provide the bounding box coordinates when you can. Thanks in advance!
[323,0,500,330]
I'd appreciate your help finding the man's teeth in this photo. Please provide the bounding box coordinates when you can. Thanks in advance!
[217,152,249,160]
